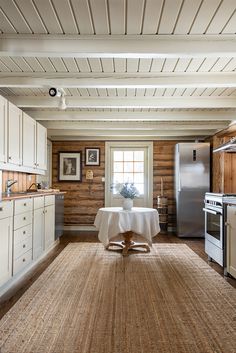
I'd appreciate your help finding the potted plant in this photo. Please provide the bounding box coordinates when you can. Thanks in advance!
[118,183,139,210]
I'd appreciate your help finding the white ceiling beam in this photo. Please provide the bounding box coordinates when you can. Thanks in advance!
[50,135,201,141]
[47,129,212,137]
[10,96,236,109]
[27,110,236,122]
[1,72,236,88]
[0,34,235,58]
[41,121,227,130]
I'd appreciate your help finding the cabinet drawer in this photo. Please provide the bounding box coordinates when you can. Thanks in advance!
[14,198,33,215]
[34,196,44,210]
[14,211,32,230]
[13,249,32,276]
[0,201,13,220]
[14,235,32,260]
[14,224,32,245]
[45,195,55,206]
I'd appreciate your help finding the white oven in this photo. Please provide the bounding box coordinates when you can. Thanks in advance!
[203,193,224,266]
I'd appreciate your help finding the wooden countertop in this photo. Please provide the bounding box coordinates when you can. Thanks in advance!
[1,190,66,201]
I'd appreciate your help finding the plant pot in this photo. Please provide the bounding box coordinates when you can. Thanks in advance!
[123,198,133,211]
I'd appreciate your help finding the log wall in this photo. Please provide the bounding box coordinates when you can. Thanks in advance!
[52,140,177,229]
[2,171,36,193]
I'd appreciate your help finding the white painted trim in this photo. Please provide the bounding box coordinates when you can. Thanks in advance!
[0,239,59,298]
[1,72,236,88]
[0,162,46,175]
[0,34,235,58]
[9,96,236,109]
[50,136,203,141]
[64,225,97,231]
[105,141,153,208]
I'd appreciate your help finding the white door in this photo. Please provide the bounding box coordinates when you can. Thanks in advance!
[8,102,22,166]
[0,217,13,287]
[0,96,7,163]
[22,112,36,168]
[105,142,153,207]
[36,123,47,170]
[44,204,55,250]
[33,207,44,259]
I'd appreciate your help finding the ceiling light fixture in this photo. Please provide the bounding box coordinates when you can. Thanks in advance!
[49,87,67,110]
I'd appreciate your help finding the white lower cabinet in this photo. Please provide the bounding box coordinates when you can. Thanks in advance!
[33,195,55,259]
[226,205,236,278]
[44,196,55,250]
[0,201,13,287]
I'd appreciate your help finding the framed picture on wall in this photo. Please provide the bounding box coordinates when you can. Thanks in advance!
[58,151,82,181]
[85,148,100,166]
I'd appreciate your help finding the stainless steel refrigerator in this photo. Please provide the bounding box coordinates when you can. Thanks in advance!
[175,143,210,237]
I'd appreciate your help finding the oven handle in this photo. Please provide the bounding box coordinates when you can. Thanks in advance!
[202,208,222,216]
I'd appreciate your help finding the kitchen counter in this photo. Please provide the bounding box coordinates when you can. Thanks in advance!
[0,190,66,201]
[223,197,236,205]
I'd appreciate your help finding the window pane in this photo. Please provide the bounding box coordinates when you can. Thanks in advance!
[134,162,144,172]
[113,173,124,184]
[134,151,144,161]
[135,184,144,194]
[124,151,133,161]
[114,151,123,161]
[114,162,123,172]
[134,173,144,183]
[123,173,134,183]
[124,162,133,173]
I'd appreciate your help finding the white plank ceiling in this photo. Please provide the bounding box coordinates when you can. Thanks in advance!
[0,0,236,139]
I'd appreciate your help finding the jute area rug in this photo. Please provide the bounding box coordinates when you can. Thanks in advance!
[0,243,236,353]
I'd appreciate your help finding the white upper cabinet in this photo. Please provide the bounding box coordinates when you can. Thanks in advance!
[0,96,7,163]
[8,102,22,166]
[36,123,47,170]
[22,112,36,168]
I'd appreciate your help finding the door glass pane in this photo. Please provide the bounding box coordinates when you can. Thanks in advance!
[124,162,133,173]
[114,151,123,161]
[124,173,134,183]
[124,151,133,161]
[134,173,144,183]
[114,162,123,172]
[113,173,124,184]
[134,151,144,161]
[136,184,144,194]
[134,162,144,172]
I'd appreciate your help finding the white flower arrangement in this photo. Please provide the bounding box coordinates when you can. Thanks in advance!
[116,182,139,199]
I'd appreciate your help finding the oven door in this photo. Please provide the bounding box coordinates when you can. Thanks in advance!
[203,206,223,248]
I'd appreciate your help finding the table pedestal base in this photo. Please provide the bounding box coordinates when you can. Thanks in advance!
[105,231,150,256]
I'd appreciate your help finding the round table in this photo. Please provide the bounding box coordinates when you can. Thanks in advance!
[94,207,160,256]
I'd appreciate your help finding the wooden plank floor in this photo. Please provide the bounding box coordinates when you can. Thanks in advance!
[0,231,235,320]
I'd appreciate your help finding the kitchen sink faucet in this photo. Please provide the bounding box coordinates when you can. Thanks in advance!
[5,180,17,195]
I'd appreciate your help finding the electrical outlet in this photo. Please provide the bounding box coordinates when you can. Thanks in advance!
[102,177,105,182]
[28,175,32,182]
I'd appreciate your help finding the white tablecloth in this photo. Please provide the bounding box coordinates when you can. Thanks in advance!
[94,207,160,246]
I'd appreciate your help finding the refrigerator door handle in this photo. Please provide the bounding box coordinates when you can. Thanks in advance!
[202,208,221,216]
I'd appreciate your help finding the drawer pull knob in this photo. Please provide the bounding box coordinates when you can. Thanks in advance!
[9,156,12,160]
[23,244,26,248]
[23,231,26,234]
[0,207,3,211]
[24,203,27,206]
[23,258,25,262]
[23,217,26,220]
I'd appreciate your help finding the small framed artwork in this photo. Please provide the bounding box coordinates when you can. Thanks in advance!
[85,148,100,166]
[58,151,82,181]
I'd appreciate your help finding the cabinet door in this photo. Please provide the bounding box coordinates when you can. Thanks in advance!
[227,206,236,278]
[44,204,55,250]
[22,112,36,168]
[36,123,47,170]
[0,96,7,163]
[0,217,13,287]
[8,102,22,165]
[33,207,44,260]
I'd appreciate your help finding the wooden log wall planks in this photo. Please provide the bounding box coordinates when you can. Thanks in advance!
[1,171,36,193]
[52,140,177,230]
[52,141,105,226]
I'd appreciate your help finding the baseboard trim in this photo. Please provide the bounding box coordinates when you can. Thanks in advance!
[64,225,97,231]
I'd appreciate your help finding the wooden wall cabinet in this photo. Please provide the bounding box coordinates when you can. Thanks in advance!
[0,96,8,163]
[0,201,13,287]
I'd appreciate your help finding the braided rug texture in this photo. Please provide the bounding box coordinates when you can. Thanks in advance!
[0,243,236,353]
